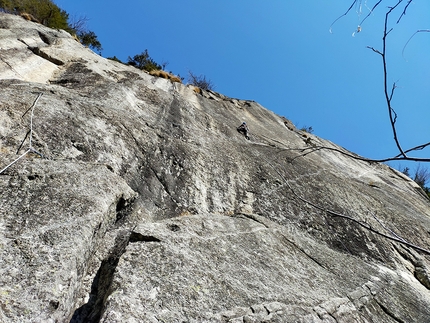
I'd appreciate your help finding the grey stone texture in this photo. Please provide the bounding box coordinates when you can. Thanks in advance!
[0,12,429,322]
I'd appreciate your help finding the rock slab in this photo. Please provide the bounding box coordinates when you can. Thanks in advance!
[0,13,429,323]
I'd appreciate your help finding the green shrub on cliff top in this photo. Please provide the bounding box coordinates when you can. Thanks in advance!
[0,0,103,53]
[127,50,162,72]
[0,0,70,30]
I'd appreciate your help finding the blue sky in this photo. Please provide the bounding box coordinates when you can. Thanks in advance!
[54,0,430,169]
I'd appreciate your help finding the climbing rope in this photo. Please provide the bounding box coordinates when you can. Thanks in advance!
[0,92,44,175]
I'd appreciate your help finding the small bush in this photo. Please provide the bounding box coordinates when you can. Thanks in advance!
[300,125,314,134]
[128,50,162,72]
[400,166,410,178]
[0,0,70,30]
[413,164,430,189]
[187,71,215,91]
[77,30,102,54]
[0,0,103,53]
[107,56,123,63]
[398,164,430,197]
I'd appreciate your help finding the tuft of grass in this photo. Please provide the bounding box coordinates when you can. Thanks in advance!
[20,12,39,23]
[193,87,202,95]
[149,70,182,83]
[300,125,314,134]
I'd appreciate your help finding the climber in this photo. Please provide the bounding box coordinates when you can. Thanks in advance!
[237,122,250,140]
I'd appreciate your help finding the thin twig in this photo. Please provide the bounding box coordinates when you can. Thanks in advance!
[397,142,430,156]
[329,0,359,33]
[329,0,383,33]
[367,46,382,55]
[280,143,430,164]
[402,29,430,59]
[396,0,413,24]
[358,0,383,27]
[389,82,396,102]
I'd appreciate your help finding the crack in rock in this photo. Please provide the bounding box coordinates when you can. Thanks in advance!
[70,229,161,323]
[69,232,129,323]
[129,231,161,243]
[37,31,53,45]
[115,195,135,224]
[375,299,405,323]
[28,46,64,66]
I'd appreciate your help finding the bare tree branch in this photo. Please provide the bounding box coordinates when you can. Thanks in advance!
[283,143,430,164]
[329,0,359,33]
[358,0,383,27]
[396,0,413,24]
[402,29,430,59]
[330,0,384,33]
[334,1,430,161]
[366,46,382,55]
[398,142,430,157]
[378,1,407,158]
[68,14,89,34]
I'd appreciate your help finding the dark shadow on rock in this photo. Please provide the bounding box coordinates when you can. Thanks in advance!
[69,232,129,323]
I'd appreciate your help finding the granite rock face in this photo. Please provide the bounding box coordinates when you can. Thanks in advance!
[0,13,429,322]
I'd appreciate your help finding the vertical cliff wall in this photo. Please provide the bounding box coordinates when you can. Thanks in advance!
[1,13,430,322]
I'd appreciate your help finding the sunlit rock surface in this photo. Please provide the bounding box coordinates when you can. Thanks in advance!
[1,13,429,323]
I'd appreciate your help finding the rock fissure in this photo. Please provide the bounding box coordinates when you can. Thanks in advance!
[150,166,173,197]
[327,312,339,323]
[119,121,142,152]
[28,46,64,65]
[235,213,269,228]
[37,31,53,45]
[262,305,271,316]
[70,232,129,323]
[115,195,135,224]
[374,299,405,323]
[129,231,161,243]
[281,233,331,273]
[392,245,430,290]
[413,260,430,290]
